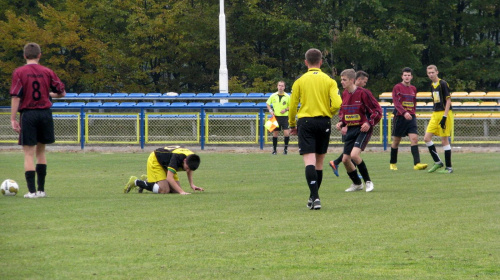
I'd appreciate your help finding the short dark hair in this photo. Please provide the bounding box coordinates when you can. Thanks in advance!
[24,43,41,59]
[355,70,369,79]
[305,48,322,65]
[402,67,413,74]
[186,154,200,171]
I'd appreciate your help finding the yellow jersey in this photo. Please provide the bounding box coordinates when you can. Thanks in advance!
[289,68,341,127]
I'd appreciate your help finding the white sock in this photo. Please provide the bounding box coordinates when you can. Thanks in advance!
[425,141,434,147]
[152,184,159,193]
[443,145,451,151]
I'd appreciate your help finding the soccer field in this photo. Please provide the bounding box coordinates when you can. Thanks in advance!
[0,150,499,279]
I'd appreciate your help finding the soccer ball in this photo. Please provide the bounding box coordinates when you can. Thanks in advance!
[1,179,19,196]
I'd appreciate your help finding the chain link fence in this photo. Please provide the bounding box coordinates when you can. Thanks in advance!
[1,108,499,147]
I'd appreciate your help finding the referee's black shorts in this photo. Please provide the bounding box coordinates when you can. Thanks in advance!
[297,117,331,155]
[343,125,373,154]
[274,116,289,131]
[392,114,418,137]
[19,109,55,146]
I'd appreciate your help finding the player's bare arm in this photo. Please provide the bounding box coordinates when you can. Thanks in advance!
[166,171,190,195]
[186,169,204,191]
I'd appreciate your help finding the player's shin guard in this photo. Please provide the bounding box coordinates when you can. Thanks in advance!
[411,145,421,165]
[357,160,371,182]
[272,137,278,151]
[390,148,398,164]
[305,165,318,199]
[36,164,47,192]
[25,171,36,193]
[136,180,155,192]
[316,170,323,190]
[426,141,441,163]
[348,170,362,185]
[444,145,452,168]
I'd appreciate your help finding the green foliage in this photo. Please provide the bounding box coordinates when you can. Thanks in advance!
[0,0,499,98]
[0,151,499,279]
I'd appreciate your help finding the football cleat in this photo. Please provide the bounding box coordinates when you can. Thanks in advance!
[36,191,47,198]
[345,183,363,192]
[437,167,453,174]
[283,149,288,155]
[307,198,313,209]
[124,176,137,193]
[24,192,38,199]
[428,162,444,173]
[312,199,321,210]
[413,163,428,170]
[365,181,374,192]
[390,164,398,170]
[329,161,339,177]
[271,151,277,155]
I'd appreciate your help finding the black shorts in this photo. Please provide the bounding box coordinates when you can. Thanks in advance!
[343,126,373,154]
[392,115,418,137]
[19,109,55,146]
[297,117,331,155]
[274,116,289,131]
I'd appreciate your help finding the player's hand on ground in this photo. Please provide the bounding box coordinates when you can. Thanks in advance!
[191,185,204,191]
[360,122,371,132]
[180,192,191,195]
[289,127,298,135]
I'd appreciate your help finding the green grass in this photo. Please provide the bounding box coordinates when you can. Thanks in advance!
[1,150,499,279]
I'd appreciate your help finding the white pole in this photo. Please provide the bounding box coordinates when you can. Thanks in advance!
[219,0,229,93]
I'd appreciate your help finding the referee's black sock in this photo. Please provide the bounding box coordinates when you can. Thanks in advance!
[411,145,420,165]
[316,170,323,190]
[284,136,289,150]
[272,137,278,151]
[348,170,362,185]
[357,160,371,182]
[25,171,36,193]
[390,148,398,164]
[136,180,155,192]
[36,164,47,192]
[305,165,318,200]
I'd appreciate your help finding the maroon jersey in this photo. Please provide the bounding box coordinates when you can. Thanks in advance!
[9,64,65,111]
[339,87,382,127]
[392,83,417,115]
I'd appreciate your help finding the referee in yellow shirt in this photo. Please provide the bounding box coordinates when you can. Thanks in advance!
[289,48,342,210]
[266,80,290,155]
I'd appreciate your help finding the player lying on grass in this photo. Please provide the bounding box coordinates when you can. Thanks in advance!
[124,146,203,194]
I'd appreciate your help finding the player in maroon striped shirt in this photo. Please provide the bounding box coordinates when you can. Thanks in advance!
[390,67,428,171]
[335,69,382,193]
[10,42,66,198]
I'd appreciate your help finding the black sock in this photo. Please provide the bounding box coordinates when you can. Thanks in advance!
[305,165,318,199]
[390,147,398,164]
[316,170,323,190]
[36,164,47,192]
[348,170,362,185]
[25,171,36,193]
[272,137,278,151]
[411,145,420,165]
[334,153,343,166]
[136,180,155,192]
[444,149,452,168]
[357,160,371,182]
[351,159,357,168]
[428,144,441,163]
[284,137,289,150]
